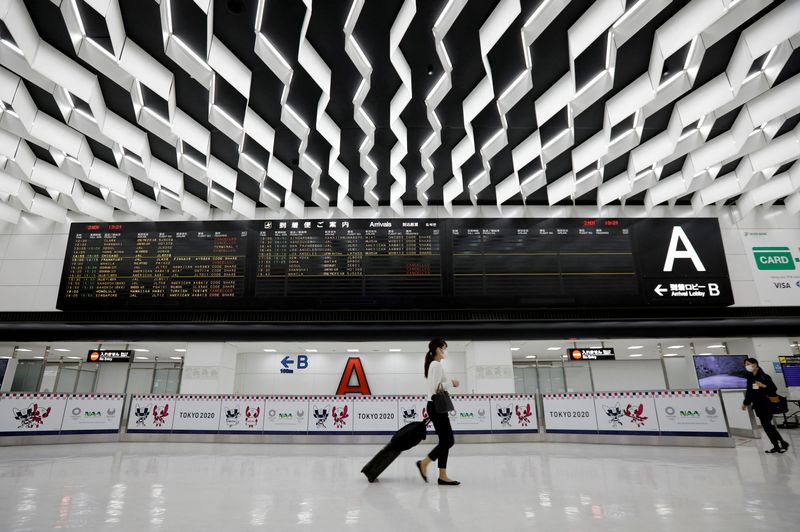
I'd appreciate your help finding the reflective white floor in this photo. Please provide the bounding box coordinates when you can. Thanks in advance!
[0,433,798,531]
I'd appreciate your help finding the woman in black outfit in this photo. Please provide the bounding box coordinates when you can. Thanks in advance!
[741,357,789,454]
[416,338,460,485]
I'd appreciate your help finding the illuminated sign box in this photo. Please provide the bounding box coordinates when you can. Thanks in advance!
[86,350,132,363]
[568,348,616,361]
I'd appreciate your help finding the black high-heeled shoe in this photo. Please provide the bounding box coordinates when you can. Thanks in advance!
[415,461,428,483]
[438,478,460,486]
[765,447,783,454]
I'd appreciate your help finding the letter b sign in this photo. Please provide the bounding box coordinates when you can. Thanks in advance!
[297,355,309,369]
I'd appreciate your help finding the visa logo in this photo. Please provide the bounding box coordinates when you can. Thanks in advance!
[773,282,791,289]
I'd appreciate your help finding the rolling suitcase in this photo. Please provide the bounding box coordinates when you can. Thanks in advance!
[361,419,429,482]
[361,445,402,483]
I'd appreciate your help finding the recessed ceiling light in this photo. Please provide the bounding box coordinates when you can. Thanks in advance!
[0,356,10,359]
[547,347,561,351]
[629,354,644,358]
[511,347,520,351]
[667,345,684,349]
[263,349,277,352]
[54,348,71,352]
[663,353,679,357]
[34,356,44,359]
[389,348,402,352]
[170,356,183,360]
[696,353,712,356]
[174,348,187,352]
[561,354,568,359]
[347,349,360,353]
[135,349,150,352]
[15,348,32,352]
[67,356,81,359]
[305,349,318,353]
[135,356,149,360]
[706,344,725,349]
[525,355,537,359]
[589,346,602,349]
[627,346,643,350]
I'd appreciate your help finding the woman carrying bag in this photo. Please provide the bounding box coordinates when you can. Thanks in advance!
[741,357,790,454]
[416,338,461,485]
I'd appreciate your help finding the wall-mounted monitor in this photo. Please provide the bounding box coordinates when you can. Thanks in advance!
[779,356,800,387]
[693,355,749,390]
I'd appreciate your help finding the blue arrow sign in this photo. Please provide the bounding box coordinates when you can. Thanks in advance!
[280,356,294,369]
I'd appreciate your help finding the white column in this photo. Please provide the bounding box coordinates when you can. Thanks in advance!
[180,342,237,394]
[464,340,515,394]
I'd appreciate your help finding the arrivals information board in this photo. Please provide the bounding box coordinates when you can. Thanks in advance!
[58,218,732,310]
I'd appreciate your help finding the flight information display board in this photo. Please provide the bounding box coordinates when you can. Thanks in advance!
[57,218,733,310]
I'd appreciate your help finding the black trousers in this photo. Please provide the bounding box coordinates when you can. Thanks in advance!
[758,412,786,448]
[427,400,455,468]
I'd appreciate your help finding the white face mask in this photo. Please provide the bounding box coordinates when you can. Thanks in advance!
[441,348,448,358]
[745,364,755,373]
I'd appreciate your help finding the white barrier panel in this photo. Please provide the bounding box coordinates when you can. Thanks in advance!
[127,395,176,432]
[490,394,538,432]
[542,393,598,433]
[353,396,399,433]
[720,390,753,431]
[449,395,492,433]
[172,395,223,433]
[308,396,353,433]
[397,395,428,426]
[219,396,266,433]
[61,394,124,434]
[0,393,68,435]
[264,396,310,433]
[653,390,728,436]
[594,391,659,435]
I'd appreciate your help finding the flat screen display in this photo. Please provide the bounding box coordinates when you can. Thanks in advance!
[57,218,733,310]
[779,356,800,387]
[693,355,749,390]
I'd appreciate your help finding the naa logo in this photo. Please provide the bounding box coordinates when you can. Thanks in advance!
[13,403,52,429]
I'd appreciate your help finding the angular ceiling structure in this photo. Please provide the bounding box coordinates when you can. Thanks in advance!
[0,0,799,225]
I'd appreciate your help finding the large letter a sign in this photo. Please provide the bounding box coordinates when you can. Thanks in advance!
[336,357,372,395]
[663,226,706,272]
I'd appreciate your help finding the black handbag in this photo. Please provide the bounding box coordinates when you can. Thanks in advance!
[433,383,454,413]
[768,394,789,415]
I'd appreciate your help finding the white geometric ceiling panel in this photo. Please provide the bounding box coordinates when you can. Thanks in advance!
[0,0,798,224]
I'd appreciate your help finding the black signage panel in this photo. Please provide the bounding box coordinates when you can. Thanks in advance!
[57,218,733,310]
[87,350,132,362]
[567,348,616,361]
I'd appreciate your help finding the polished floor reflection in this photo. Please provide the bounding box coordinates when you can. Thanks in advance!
[0,433,798,531]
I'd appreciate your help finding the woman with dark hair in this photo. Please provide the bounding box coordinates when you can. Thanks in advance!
[741,357,789,454]
[416,338,460,485]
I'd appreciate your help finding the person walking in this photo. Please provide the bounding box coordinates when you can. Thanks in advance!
[416,338,461,485]
[741,357,790,454]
